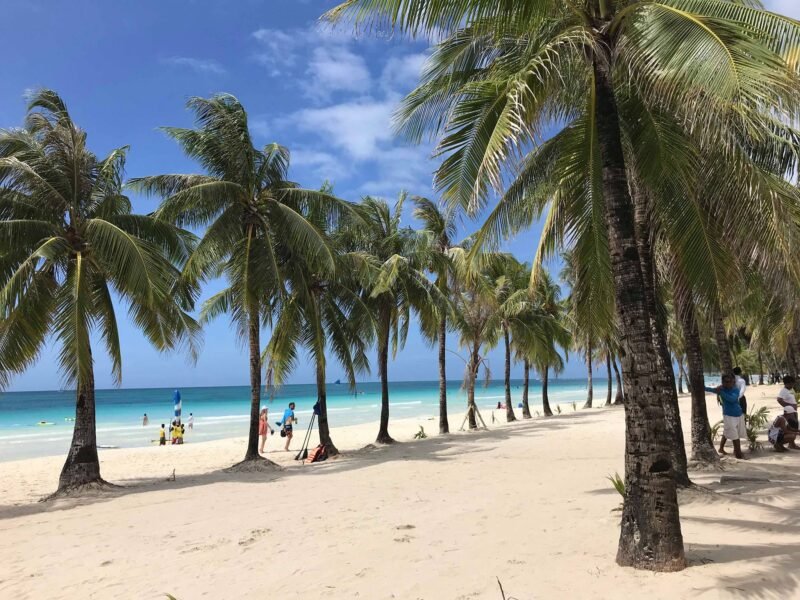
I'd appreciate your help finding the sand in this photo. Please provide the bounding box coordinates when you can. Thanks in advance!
[1,386,799,599]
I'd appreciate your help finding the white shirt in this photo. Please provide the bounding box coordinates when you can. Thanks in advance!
[778,387,797,407]
[734,375,746,400]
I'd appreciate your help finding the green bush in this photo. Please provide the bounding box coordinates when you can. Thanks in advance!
[744,406,769,451]
[556,405,562,414]
[710,420,722,443]
[414,426,427,440]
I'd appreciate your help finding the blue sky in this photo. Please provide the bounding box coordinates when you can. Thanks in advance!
[2,0,796,391]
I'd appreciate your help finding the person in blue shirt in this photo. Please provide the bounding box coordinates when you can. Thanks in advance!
[280,402,297,451]
[706,373,747,459]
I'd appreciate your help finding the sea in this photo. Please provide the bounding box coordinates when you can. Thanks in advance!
[0,378,615,461]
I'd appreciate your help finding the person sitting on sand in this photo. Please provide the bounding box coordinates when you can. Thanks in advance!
[768,406,800,452]
[259,407,269,454]
[159,424,166,446]
[705,373,747,459]
[143,413,149,427]
[281,402,296,451]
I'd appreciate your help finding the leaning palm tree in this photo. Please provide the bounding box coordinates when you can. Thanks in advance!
[340,194,437,443]
[263,184,373,456]
[413,196,457,434]
[0,90,199,494]
[130,94,341,467]
[325,0,800,571]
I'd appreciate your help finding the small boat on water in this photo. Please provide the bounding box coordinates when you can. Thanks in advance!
[37,421,55,426]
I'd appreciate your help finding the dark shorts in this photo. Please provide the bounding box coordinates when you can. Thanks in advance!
[285,425,293,434]
[159,439,166,446]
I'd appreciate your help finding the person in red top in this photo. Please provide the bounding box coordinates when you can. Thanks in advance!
[259,407,270,454]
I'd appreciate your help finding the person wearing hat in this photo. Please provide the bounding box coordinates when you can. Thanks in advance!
[768,405,799,452]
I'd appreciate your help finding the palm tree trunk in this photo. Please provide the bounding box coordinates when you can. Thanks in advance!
[594,54,685,571]
[58,347,102,491]
[758,351,764,386]
[541,364,553,416]
[674,278,718,465]
[316,354,338,455]
[677,358,685,394]
[633,191,690,488]
[605,355,613,406]
[521,359,532,418]
[243,306,263,462]
[467,343,480,429]
[376,304,394,444]
[583,340,593,409]
[613,359,624,405]
[713,309,733,375]
[504,325,517,422]
[438,315,449,434]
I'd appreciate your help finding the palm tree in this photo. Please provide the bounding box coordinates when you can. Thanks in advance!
[515,267,570,418]
[263,185,373,456]
[412,196,457,434]
[341,194,437,443]
[0,90,199,494]
[130,94,341,466]
[326,0,800,571]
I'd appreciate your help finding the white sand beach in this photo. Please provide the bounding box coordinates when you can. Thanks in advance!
[1,386,799,599]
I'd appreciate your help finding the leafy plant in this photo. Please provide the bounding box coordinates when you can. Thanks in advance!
[534,410,540,417]
[414,426,427,440]
[744,406,770,451]
[607,472,625,498]
[556,405,562,415]
[710,420,722,443]
[571,401,577,412]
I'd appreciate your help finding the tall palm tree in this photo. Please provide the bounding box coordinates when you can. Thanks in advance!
[130,94,341,466]
[0,90,199,494]
[341,194,437,443]
[413,196,457,434]
[263,185,373,456]
[326,0,800,571]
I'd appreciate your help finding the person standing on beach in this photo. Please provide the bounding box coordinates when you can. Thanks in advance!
[733,367,747,414]
[281,402,296,451]
[143,413,149,427]
[777,375,798,431]
[706,374,747,459]
[159,424,166,446]
[188,413,194,430]
[258,407,269,454]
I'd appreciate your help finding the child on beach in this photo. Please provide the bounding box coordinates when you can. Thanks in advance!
[705,373,747,459]
[159,424,166,446]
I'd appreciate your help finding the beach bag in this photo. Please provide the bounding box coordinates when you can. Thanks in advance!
[280,428,287,438]
[306,444,328,464]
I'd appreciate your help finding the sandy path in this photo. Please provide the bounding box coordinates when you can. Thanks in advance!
[1,387,799,599]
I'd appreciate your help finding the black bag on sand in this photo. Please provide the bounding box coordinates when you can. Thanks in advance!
[280,428,287,438]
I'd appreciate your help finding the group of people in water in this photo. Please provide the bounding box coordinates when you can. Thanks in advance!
[705,367,799,459]
[259,402,297,454]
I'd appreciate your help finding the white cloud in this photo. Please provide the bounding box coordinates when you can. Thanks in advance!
[251,28,300,75]
[291,99,396,160]
[306,46,371,99]
[380,53,428,94]
[291,149,351,182]
[161,57,225,75]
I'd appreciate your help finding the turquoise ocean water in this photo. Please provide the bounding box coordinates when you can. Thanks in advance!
[0,378,614,461]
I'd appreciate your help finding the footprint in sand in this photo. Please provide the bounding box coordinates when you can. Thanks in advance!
[393,535,413,543]
[239,528,270,547]
[395,524,416,530]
